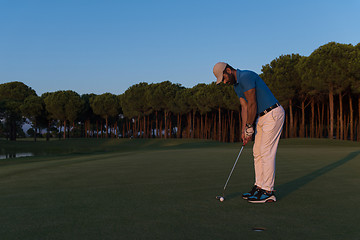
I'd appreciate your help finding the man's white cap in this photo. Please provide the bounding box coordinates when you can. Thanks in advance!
[213,62,227,85]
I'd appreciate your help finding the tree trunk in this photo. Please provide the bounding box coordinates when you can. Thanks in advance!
[169,113,172,138]
[356,119,359,142]
[101,120,104,138]
[349,94,353,141]
[336,109,340,140]
[140,116,143,138]
[329,86,334,139]
[136,115,142,138]
[223,114,228,142]
[47,120,50,141]
[137,116,141,138]
[218,107,221,142]
[285,111,289,138]
[159,119,163,139]
[58,125,61,140]
[339,92,343,140]
[289,99,294,138]
[187,112,191,138]
[89,120,91,138]
[294,111,298,137]
[230,110,234,143]
[316,103,321,138]
[63,120,66,139]
[164,111,168,139]
[344,113,349,141]
[128,120,131,138]
[149,115,151,138]
[196,117,200,138]
[115,121,118,138]
[33,121,37,142]
[300,100,305,138]
[126,120,128,138]
[143,115,146,138]
[84,120,87,138]
[87,120,90,138]
[192,110,195,138]
[358,97,360,141]
[327,107,330,138]
[147,115,150,138]
[212,113,216,140]
[321,102,325,138]
[177,114,181,138]
[106,117,109,138]
[310,98,315,138]
[72,121,75,138]
[205,114,208,139]
[134,118,136,137]
[238,111,242,142]
[200,114,203,139]
[221,114,225,142]
[156,111,158,138]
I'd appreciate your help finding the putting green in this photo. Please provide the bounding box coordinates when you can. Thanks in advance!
[0,139,359,239]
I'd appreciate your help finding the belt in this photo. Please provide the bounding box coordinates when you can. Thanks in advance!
[259,103,280,117]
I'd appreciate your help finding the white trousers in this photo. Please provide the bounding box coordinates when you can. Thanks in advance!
[253,105,285,191]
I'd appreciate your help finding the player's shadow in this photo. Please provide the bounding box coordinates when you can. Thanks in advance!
[225,151,360,201]
[276,150,360,200]
[226,192,244,200]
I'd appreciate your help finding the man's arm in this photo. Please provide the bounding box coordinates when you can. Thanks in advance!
[239,97,247,133]
[244,88,257,125]
[239,97,250,144]
[242,88,256,145]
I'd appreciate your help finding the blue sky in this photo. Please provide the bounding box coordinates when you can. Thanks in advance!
[1,0,359,96]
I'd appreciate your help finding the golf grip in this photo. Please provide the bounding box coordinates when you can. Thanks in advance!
[223,145,244,191]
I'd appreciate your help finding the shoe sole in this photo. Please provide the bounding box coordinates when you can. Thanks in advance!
[248,195,276,203]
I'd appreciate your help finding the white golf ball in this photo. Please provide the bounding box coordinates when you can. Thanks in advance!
[220,197,224,202]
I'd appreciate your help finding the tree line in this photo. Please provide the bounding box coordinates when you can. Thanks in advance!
[1,41,359,142]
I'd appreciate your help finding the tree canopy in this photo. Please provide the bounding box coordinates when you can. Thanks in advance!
[1,41,359,142]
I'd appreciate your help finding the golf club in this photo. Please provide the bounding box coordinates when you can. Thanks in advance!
[216,145,245,202]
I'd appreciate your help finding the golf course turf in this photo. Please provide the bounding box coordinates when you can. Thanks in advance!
[0,138,359,240]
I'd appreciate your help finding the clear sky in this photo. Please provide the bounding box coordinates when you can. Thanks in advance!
[1,0,359,96]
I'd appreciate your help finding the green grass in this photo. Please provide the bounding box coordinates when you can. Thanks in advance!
[0,138,359,240]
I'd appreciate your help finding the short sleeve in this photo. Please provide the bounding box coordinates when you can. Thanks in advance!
[239,72,256,92]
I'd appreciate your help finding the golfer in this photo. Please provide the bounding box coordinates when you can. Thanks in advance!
[213,62,285,203]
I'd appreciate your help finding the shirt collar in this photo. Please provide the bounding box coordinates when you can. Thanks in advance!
[234,69,241,85]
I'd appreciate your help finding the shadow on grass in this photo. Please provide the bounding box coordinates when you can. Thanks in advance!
[276,150,360,200]
[225,151,360,201]
[225,192,244,200]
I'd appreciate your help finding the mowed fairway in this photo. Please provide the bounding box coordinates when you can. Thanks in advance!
[0,139,359,240]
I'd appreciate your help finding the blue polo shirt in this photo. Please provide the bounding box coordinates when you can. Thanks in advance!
[233,69,278,115]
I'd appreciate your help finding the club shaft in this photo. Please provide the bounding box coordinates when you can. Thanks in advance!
[223,145,244,191]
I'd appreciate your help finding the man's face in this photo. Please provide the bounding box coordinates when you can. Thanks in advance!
[222,69,236,85]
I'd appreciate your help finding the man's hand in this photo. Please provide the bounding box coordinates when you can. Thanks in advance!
[242,124,254,145]
[242,132,252,145]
